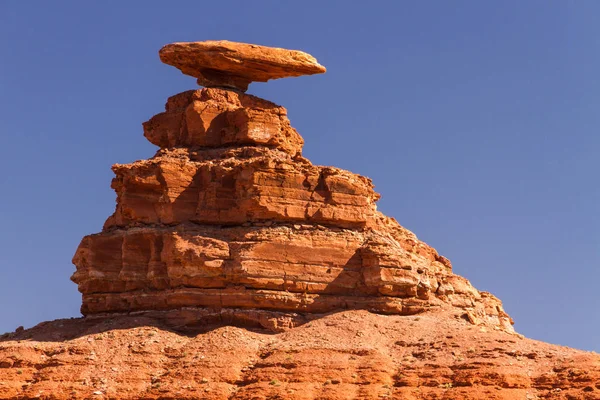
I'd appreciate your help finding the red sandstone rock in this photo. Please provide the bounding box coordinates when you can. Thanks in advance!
[102,147,378,229]
[70,84,514,333]
[1,311,598,400]
[143,89,304,155]
[159,41,326,91]
[4,41,597,400]
[72,222,512,331]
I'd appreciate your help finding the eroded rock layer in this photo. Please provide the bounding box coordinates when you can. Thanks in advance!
[142,89,304,155]
[71,87,514,333]
[5,41,597,400]
[1,312,599,400]
[159,40,326,91]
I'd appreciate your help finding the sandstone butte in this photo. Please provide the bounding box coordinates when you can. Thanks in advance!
[0,41,598,400]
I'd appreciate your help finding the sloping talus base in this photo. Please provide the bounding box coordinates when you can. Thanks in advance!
[0,310,598,400]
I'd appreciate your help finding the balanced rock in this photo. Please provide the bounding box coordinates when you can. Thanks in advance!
[159,40,326,91]
[2,41,598,400]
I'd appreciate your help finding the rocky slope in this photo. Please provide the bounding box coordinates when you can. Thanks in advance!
[1,40,598,399]
[1,311,598,399]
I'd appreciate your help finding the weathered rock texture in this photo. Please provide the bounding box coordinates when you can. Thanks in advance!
[1,312,599,399]
[159,40,326,91]
[71,84,514,334]
[3,41,598,400]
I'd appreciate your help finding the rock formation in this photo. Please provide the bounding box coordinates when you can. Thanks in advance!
[2,311,599,400]
[70,41,512,333]
[1,41,598,400]
[159,40,326,92]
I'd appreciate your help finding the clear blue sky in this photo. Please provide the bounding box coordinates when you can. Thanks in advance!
[1,2,598,351]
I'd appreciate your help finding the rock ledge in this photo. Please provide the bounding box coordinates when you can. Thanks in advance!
[159,40,326,91]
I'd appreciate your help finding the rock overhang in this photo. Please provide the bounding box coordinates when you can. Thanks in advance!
[159,40,326,92]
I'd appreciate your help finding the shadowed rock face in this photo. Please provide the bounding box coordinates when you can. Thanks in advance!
[71,83,514,334]
[159,40,326,91]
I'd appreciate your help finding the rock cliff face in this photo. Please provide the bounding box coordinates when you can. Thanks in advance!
[70,86,512,333]
[1,41,598,400]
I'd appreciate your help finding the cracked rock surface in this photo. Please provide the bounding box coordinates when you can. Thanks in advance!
[1,311,598,399]
[2,41,598,400]
[159,40,326,91]
[71,86,513,333]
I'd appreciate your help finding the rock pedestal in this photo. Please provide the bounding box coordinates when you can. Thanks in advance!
[1,40,598,400]
[71,41,513,333]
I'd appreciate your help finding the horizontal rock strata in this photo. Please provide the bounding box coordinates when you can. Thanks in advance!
[6,41,597,400]
[143,89,304,155]
[72,87,514,333]
[103,148,377,229]
[159,40,326,91]
[73,223,511,331]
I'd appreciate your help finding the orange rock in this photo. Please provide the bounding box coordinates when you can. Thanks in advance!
[102,147,378,229]
[1,311,598,399]
[71,80,513,333]
[72,223,512,332]
[5,41,596,400]
[159,40,326,91]
[143,88,304,155]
